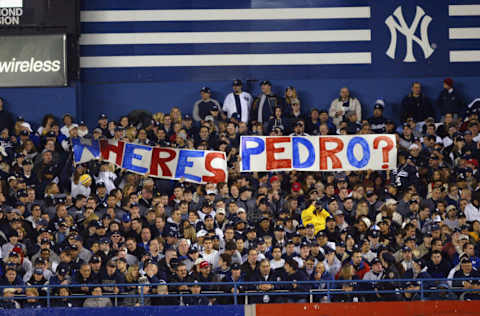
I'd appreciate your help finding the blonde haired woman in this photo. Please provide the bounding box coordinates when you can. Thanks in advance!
[170,106,183,124]
[285,86,299,106]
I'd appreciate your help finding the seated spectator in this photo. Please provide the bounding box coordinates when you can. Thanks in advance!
[52,287,74,308]
[333,261,359,302]
[150,281,177,306]
[83,287,113,308]
[23,287,43,308]
[123,275,152,307]
[0,288,21,309]
[183,280,211,306]
[453,257,480,300]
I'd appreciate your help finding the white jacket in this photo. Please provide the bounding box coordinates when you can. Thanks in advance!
[465,203,480,222]
[329,97,362,127]
[223,91,252,123]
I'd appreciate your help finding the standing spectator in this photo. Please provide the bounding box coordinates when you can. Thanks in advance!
[301,201,331,234]
[282,258,309,303]
[362,258,384,302]
[0,97,14,133]
[329,87,362,128]
[368,100,387,133]
[223,80,252,123]
[60,114,78,138]
[351,248,370,279]
[192,87,221,122]
[437,78,464,120]
[251,81,284,124]
[284,86,299,108]
[401,82,434,123]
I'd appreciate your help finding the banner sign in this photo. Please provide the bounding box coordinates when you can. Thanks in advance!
[72,139,228,184]
[240,135,397,172]
[0,34,67,87]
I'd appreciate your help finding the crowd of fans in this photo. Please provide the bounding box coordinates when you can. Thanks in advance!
[0,77,479,308]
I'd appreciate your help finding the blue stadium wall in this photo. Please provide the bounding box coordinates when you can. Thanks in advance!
[0,0,479,127]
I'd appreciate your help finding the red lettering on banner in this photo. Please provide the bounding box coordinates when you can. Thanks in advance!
[100,140,125,165]
[150,147,176,177]
[319,137,344,170]
[373,136,395,169]
[202,152,226,183]
[266,137,292,170]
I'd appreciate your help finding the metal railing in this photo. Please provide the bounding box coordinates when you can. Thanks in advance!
[1,278,480,307]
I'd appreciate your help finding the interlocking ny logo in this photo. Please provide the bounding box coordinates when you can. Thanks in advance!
[385,6,434,62]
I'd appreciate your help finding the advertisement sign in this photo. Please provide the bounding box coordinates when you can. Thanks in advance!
[0,34,67,87]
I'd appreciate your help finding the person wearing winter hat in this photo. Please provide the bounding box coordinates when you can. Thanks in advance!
[437,77,464,120]
[71,174,92,199]
[368,99,388,133]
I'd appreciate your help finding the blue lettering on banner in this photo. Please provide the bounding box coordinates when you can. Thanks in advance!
[292,137,315,169]
[241,137,265,171]
[346,136,370,168]
[175,150,204,182]
[122,143,152,173]
[72,138,100,164]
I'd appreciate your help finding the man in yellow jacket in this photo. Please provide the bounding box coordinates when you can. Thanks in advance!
[301,199,331,234]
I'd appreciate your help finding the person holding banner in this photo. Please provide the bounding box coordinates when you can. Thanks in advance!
[301,199,331,234]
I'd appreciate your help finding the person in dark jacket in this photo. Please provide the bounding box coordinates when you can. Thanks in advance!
[368,100,388,133]
[283,258,309,303]
[72,263,97,295]
[452,257,480,300]
[151,281,178,306]
[22,287,43,309]
[183,280,210,306]
[222,263,245,305]
[192,87,221,122]
[52,288,74,308]
[251,81,285,124]
[401,82,434,123]
[241,248,259,281]
[0,98,14,134]
[0,288,20,309]
[437,78,464,120]
[99,260,126,294]
[0,266,24,293]
[250,259,280,304]
[379,252,402,301]
[427,250,451,279]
